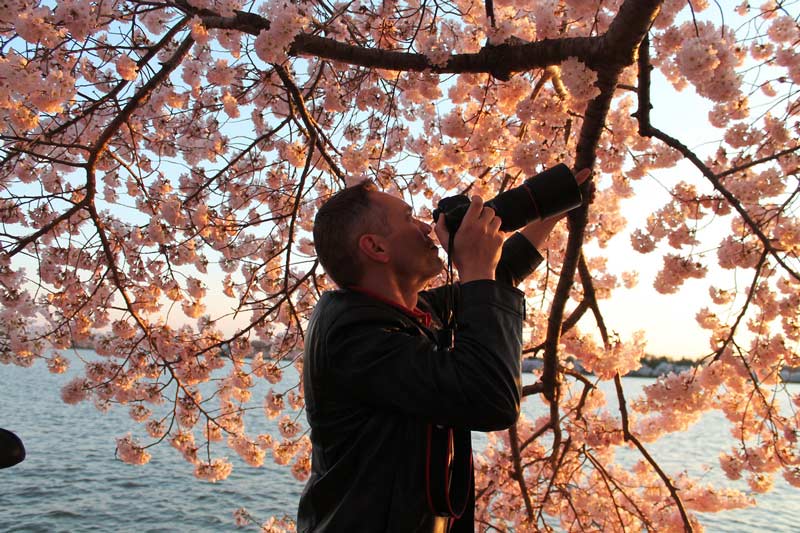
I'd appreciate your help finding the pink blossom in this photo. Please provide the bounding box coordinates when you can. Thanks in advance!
[116,55,138,82]
[251,352,283,383]
[111,320,137,340]
[558,57,600,103]
[278,415,301,439]
[189,16,211,45]
[717,236,761,270]
[720,452,744,480]
[54,0,96,40]
[287,390,304,410]
[129,404,151,422]
[784,468,800,488]
[532,0,561,39]
[217,30,242,57]
[60,377,88,404]
[14,6,63,45]
[292,452,311,482]
[46,353,69,374]
[182,300,206,319]
[222,92,240,118]
[264,389,284,419]
[767,15,800,42]
[254,4,308,64]
[229,435,266,467]
[233,507,251,527]
[272,438,300,466]
[171,430,199,463]
[194,458,233,482]
[146,420,167,439]
[116,435,151,465]
[654,254,708,294]
[747,472,775,493]
[259,516,297,533]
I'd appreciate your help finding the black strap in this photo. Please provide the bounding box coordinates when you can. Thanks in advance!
[426,424,472,519]
[425,225,471,522]
[438,232,457,350]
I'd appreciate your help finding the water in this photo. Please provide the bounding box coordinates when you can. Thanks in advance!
[1,354,302,533]
[2,356,799,532]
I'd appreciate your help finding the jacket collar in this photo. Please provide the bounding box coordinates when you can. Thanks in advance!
[348,286,432,328]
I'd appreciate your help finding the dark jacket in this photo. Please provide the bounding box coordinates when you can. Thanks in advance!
[298,234,542,532]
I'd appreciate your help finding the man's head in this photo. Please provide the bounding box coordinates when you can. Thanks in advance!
[313,181,443,289]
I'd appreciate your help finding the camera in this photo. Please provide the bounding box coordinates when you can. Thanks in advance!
[432,164,583,234]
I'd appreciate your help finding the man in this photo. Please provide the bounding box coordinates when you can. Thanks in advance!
[298,168,587,532]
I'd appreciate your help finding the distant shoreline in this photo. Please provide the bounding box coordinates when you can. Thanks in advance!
[522,358,800,383]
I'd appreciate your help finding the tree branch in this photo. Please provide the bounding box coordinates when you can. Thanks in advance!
[614,374,694,533]
[634,33,800,282]
[508,422,535,522]
[197,7,598,76]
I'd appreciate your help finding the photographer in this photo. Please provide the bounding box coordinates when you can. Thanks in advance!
[298,167,589,532]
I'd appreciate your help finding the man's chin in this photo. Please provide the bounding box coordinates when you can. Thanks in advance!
[427,258,445,278]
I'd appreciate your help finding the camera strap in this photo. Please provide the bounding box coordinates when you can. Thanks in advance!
[425,234,474,523]
[425,424,472,519]
[438,232,457,350]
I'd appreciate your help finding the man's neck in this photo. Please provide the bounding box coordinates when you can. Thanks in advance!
[353,274,421,310]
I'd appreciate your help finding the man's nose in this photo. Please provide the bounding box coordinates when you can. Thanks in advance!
[417,219,432,234]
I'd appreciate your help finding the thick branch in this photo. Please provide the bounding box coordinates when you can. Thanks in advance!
[594,0,662,70]
[199,10,597,76]
[508,423,535,521]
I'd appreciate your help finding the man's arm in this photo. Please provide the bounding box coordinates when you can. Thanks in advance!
[494,167,591,286]
[323,280,524,431]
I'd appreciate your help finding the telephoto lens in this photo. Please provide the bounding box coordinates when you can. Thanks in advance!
[433,164,583,234]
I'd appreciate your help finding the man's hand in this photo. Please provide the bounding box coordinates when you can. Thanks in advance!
[435,196,503,283]
[574,168,591,186]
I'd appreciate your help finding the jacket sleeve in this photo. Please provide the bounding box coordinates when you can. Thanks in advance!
[494,232,544,287]
[323,281,524,431]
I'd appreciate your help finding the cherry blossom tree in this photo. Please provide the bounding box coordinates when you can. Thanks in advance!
[2,0,800,531]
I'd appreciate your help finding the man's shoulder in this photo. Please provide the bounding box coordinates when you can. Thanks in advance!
[314,289,413,326]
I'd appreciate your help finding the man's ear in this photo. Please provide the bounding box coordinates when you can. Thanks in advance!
[358,234,390,264]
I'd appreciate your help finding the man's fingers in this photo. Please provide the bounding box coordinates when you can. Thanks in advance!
[575,168,592,185]
[462,195,484,224]
[434,216,450,251]
[489,214,502,232]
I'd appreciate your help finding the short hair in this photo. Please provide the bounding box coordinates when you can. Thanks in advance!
[313,180,386,287]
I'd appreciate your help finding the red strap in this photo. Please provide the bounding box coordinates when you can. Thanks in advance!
[425,424,472,521]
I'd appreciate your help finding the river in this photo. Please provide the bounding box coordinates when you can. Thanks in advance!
[1,353,799,532]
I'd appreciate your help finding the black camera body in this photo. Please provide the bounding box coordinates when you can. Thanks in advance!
[432,164,582,234]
